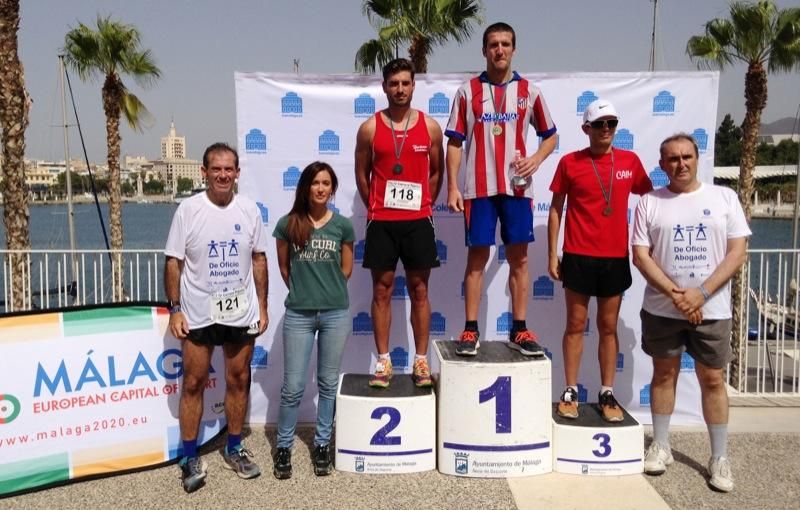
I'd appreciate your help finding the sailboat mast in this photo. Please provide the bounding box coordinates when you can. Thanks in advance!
[59,54,78,299]
[649,0,659,72]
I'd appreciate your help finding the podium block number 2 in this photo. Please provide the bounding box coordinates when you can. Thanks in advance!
[369,406,402,445]
[479,376,511,434]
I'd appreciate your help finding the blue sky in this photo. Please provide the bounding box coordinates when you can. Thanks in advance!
[18,0,800,162]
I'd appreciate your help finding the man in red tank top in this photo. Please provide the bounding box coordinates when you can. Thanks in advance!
[355,58,444,389]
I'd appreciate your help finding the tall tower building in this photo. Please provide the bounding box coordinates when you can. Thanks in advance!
[161,120,186,159]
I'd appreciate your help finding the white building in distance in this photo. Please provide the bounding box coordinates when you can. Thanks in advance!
[161,120,186,159]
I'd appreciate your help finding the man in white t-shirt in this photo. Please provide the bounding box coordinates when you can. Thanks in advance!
[164,142,269,492]
[632,133,750,493]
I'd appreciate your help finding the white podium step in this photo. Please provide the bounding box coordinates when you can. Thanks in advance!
[552,403,643,475]
[435,340,552,478]
[334,373,436,474]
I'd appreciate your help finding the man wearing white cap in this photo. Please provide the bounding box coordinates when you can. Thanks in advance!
[547,99,652,422]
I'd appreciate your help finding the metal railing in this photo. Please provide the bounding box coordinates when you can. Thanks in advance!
[733,249,800,396]
[2,247,799,396]
[1,249,164,312]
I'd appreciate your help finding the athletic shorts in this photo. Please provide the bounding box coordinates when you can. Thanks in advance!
[186,322,258,347]
[561,252,632,297]
[640,309,733,369]
[463,195,534,247]
[363,217,440,271]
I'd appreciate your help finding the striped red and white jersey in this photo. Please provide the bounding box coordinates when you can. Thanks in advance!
[445,71,557,199]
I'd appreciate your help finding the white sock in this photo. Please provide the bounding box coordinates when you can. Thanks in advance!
[600,385,613,395]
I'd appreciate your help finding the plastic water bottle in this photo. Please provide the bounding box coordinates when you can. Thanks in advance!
[509,150,530,191]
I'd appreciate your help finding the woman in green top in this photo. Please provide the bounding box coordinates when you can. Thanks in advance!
[272,161,355,479]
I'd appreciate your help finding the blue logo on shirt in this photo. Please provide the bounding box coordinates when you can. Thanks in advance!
[281,92,303,117]
[428,92,450,117]
[319,130,340,154]
[576,91,598,115]
[532,276,554,300]
[245,129,267,153]
[653,91,675,115]
[354,93,376,117]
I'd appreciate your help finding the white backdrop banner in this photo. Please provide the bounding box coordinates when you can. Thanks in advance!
[235,71,719,426]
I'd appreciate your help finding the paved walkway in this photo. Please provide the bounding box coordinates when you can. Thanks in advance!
[4,406,799,509]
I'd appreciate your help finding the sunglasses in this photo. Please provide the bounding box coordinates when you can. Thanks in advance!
[588,119,619,129]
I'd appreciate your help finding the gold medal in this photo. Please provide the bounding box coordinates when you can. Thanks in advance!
[393,163,403,175]
[492,124,503,136]
[603,206,613,216]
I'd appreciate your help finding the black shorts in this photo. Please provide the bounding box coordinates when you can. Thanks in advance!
[186,323,258,347]
[561,252,632,297]
[363,217,440,271]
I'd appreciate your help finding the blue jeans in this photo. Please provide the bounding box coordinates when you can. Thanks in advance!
[277,308,350,448]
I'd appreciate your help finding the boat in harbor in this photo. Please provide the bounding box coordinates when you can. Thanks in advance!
[749,285,799,338]
[173,187,206,204]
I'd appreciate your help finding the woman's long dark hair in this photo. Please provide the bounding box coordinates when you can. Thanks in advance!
[286,161,338,249]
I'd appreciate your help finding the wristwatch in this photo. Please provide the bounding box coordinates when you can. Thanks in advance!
[168,299,182,314]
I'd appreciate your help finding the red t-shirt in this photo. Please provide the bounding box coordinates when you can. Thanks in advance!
[549,147,652,257]
[369,110,433,221]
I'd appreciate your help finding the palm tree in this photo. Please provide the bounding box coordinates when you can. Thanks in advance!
[687,0,800,387]
[356,0,483,74]
[0,0,31,311]
[63,16,160,299]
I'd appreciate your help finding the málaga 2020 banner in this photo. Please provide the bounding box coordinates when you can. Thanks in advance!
[0,304,225,495]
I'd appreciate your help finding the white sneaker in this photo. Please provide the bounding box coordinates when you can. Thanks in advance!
[644,442,674,475]
[708,456,734,492]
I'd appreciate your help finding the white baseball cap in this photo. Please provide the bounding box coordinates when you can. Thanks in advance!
[583,99,619,124]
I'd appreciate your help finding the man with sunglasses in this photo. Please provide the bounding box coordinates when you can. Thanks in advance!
[547,99,652,422]
[355,58,444,388]
[446,22,557,357]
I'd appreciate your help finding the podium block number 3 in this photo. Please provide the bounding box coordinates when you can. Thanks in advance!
[369,406,402,445]
[479,376,511,434]
[592,433,612,457]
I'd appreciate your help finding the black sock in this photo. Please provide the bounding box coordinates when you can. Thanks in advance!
[464,320,478,332]
[511,320,527,334]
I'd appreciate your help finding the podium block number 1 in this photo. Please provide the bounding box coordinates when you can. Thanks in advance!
[478,376,511,434]
[370,406,402,445]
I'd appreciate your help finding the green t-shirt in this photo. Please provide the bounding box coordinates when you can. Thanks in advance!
[273,212,355,310]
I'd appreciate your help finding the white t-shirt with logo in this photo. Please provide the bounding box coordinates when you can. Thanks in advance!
[165,193,267,329]
[632,183,751,320]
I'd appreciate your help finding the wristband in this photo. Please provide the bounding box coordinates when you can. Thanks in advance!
[169,304,182,314]
[699,284,711,300]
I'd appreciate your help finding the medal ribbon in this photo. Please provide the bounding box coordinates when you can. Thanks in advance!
[589,149,615,214]
[488,80,510,131]
[389,111,412,170]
